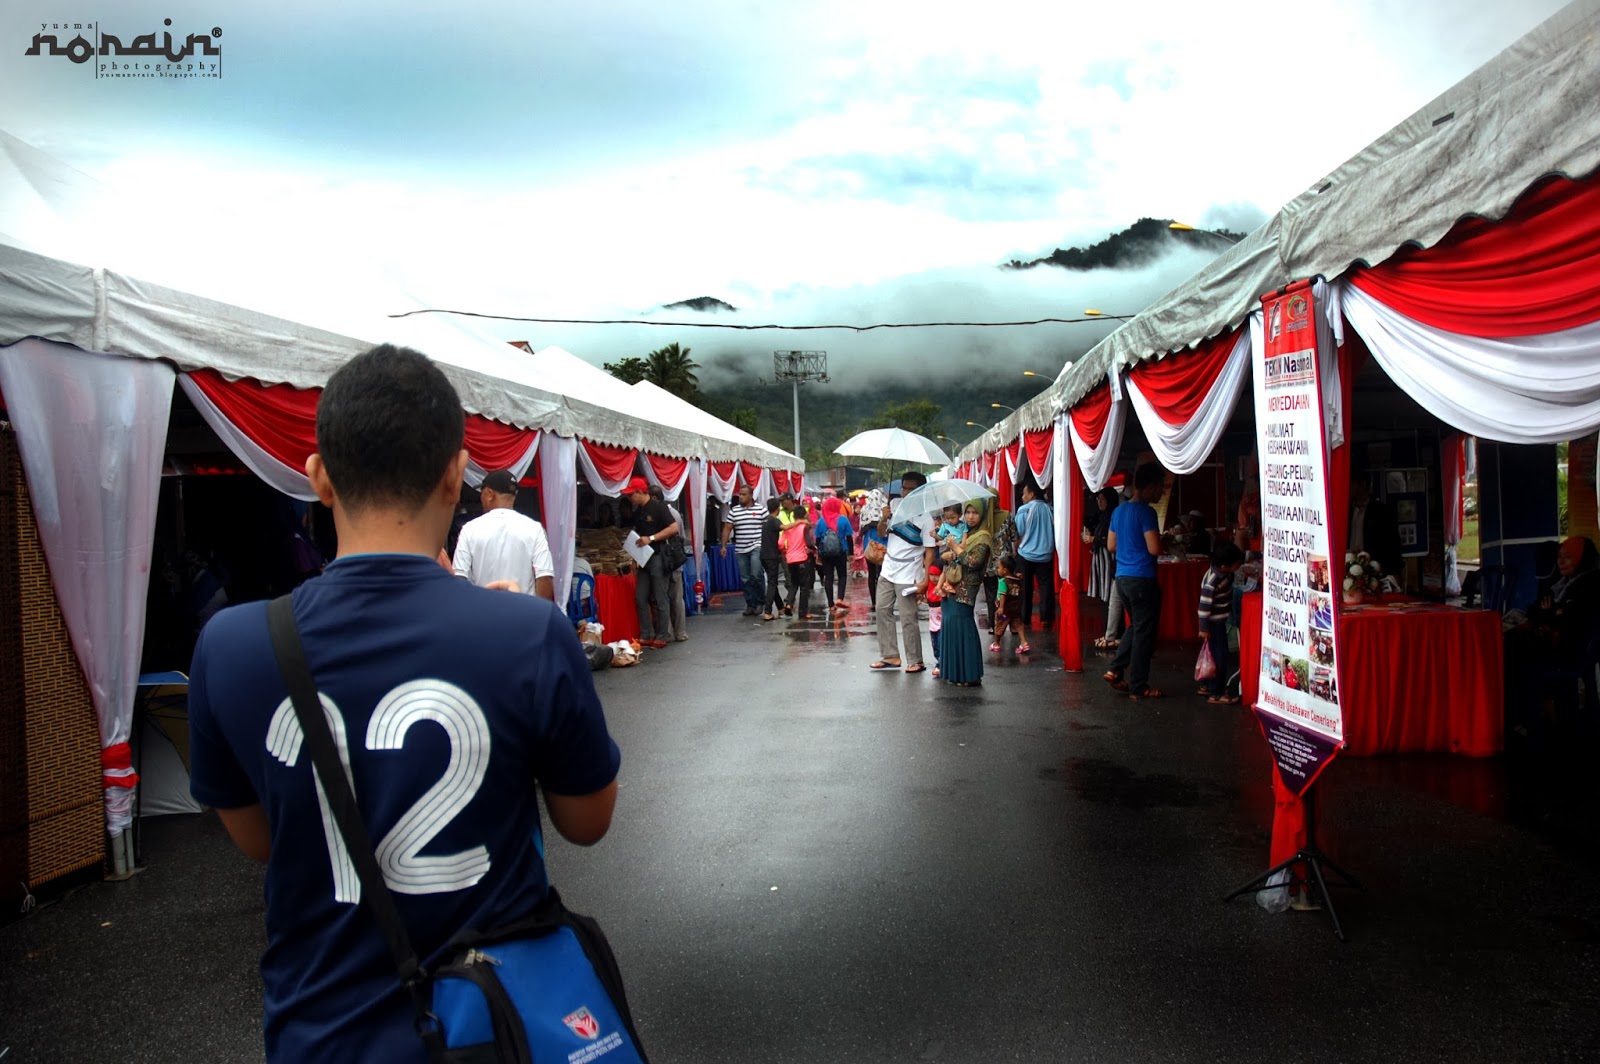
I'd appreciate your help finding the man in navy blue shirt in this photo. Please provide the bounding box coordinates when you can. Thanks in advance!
[1103,462,1166,699]
[187,344,622,1063]
[1014,481,1056,631]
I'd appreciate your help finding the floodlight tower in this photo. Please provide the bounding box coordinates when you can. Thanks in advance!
[773,351,829,459]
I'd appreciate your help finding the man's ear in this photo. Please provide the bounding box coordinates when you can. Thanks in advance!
[306,454,337,506]
[441,449,470,502]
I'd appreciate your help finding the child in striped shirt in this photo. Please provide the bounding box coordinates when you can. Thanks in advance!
[1198,543,1244,704]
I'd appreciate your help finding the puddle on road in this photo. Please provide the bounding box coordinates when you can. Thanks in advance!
[1039,757,1235,809]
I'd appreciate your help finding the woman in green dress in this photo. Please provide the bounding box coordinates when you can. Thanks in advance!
[940,499,995,687]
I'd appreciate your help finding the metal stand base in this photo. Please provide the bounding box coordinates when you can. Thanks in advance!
[1223,787,1362,941]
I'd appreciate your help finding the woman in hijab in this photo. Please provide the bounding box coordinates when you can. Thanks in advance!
[815,495,855,615]
[939,499,996,687]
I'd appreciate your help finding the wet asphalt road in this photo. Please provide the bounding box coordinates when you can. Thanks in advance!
[4,590,1600,1063]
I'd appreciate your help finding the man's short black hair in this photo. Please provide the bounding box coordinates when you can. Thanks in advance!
[901,471,928,488]
[766,498,780,513]
[317,344,464,513]
[1133,462,1165,492]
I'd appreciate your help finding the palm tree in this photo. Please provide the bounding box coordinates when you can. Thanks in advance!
[644,343,699,400]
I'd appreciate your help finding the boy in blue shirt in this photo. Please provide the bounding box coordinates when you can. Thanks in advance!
[1014,481,1056,631]
[1103,462,1166,699]
[187,345,622,1063]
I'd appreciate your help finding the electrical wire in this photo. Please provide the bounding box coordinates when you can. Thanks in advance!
[386,308,1133,330]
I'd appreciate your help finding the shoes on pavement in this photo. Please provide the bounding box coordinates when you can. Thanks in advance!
[674,634,689,642]
[639,638,668,649]
[988,642,1001,652]
[743,608,757,616]
[1017,643,1033,654]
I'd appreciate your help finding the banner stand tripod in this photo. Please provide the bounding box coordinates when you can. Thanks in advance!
[1222,785,1364,941]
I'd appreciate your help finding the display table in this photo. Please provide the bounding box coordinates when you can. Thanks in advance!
[1156,557,1210,642]
[594,573,640,642]
[708,545,742,593]
[1239,591,1503,756]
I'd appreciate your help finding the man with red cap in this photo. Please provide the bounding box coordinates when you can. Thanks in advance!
[452,469,555,600]
[627,475,679,648]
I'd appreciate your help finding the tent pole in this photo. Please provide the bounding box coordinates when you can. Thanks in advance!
[792,379,801,460]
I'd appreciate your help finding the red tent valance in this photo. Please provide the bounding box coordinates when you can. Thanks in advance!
[464,414,536,471]
[186,369,319,473]
[1069,383,1114,448]
[580,440,639,482]
[1023,429,1052,477]
[1349,172,1600,337]
[1128,330,1240,426]
[772,469,791,493]
[710,460,737,479]
[646,453,689,487]
[739,461,763,487]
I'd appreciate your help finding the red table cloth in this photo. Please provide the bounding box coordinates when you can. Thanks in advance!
[594,573,640,642]
[1238,591,1503,757]
[1156,558,1210,643]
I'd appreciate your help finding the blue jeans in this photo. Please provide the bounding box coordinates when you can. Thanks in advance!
[735,549,764,610]
[1204,618,1232,697]
[1106,576,1161,693]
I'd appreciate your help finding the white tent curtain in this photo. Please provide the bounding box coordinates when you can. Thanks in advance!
[464,432,540,490]
[754,467,775,505]
[0,339,174,835]
[1339,282,1600,445]
[1052,412,1074,580]
[1003,442,1019,485]
[642,455,692,502]
[1068,373,1128,493]
[1125,329,1251,476]
[177,373,316,501]
[539,433,579,610]
[576,441,637,497]
[690,459,708,589]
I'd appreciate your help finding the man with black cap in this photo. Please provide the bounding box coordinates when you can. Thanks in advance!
[627,475,679,649]
[452,469,555,600]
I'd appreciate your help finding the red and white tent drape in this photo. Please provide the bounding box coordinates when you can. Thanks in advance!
[1023,427,1054,486]
[708,460,738,503]
[539,433,579,609]
[1338,173,1600,445]
[577,440,639,496]
[772,469,792,495]
[643,453,692,502]
[1124,328,1251,475]
[181,369,542,499]
[1067,373,1128,492]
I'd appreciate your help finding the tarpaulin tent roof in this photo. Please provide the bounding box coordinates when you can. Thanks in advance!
[961,0,1600,462]
[629,380,798,467]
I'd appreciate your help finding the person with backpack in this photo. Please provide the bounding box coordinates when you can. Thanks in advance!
[814,495,855,615]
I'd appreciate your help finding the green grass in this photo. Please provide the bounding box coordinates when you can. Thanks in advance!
[1458,515,1479,563]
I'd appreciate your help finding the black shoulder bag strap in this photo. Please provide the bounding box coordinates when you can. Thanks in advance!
[266,595,447,1058]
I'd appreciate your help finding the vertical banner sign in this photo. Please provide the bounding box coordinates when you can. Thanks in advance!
[1252,281,1344,796]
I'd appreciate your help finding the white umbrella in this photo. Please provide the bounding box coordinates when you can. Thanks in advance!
[833,427,951,465]
[894,479,995,526]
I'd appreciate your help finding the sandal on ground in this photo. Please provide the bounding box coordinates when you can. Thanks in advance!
[955,680,981,688]
[988,642,1001,652]
[869,660,901,671]
[1128,687,1164,700]
[904,664,927,674]
[1017,643,1033,654]
[761,613,775,621]
[1102,670,1128,691]
[1092,636,1118,649]
[1207,695,1241,705]
[931,667,941,678]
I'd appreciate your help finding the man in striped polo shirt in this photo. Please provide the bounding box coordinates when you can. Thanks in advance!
[721,484,766,615]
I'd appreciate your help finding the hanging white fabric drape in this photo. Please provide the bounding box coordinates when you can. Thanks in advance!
[1340,282,1600,444]
[1068,376,1128,493]
[1003,442,1019,485]
[1052,413,1073,580]
[539,433,579,610]
[0,340,175,835]
[642,456,692,502]
[1124,329,1251,476]
[464,432,540,490]
[177,374,316,501]
[754,467,774,505]
[690,459,709,589]
[576,442,636,497]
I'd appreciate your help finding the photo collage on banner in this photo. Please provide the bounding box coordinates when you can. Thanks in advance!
[1251,281,1346,795]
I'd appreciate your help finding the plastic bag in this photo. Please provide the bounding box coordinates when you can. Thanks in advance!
[1194,639,1217,681]
[1256,867,1291,913]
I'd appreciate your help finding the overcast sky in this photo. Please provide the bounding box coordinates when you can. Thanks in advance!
[1,0,1571,385]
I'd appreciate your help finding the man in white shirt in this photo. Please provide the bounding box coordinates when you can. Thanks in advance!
[871,472,936,674]
[452,469,556,600]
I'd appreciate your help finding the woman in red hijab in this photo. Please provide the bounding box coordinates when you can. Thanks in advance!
[814,495,856,615]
